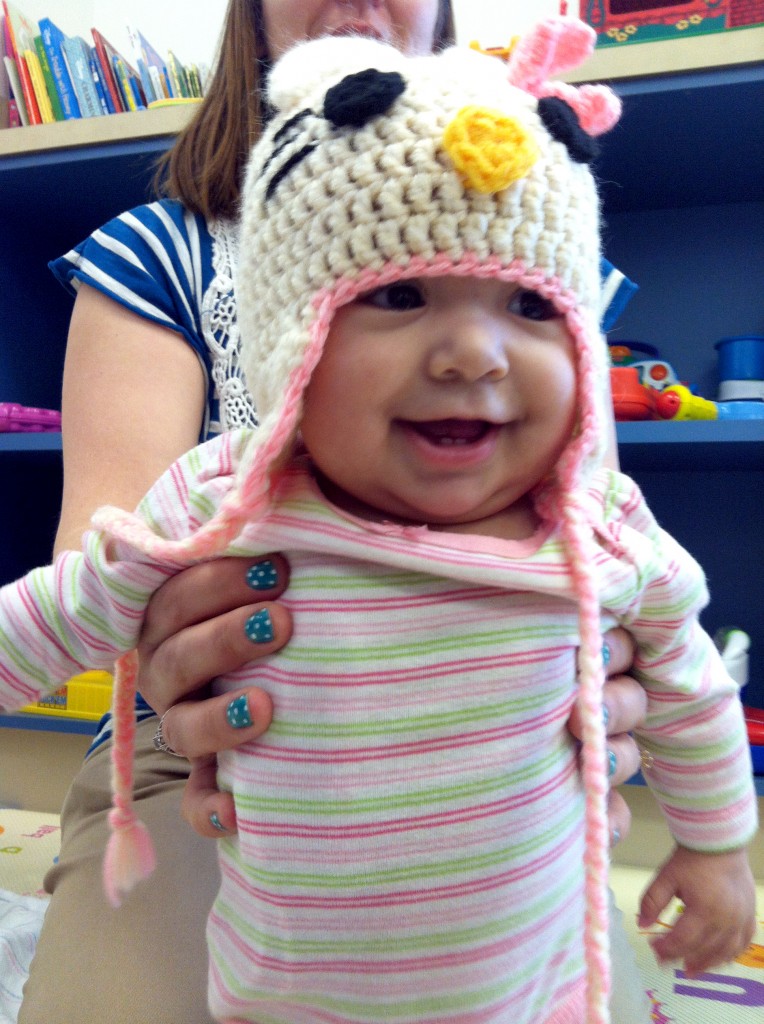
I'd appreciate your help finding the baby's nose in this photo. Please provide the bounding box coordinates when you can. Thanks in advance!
[442,106,539,194]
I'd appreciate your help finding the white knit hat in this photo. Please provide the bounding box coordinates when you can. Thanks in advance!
[233,17,620,509]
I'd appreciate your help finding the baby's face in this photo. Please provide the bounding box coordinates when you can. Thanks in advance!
[299,274,577,532]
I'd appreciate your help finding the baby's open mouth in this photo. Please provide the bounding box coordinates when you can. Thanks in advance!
[405,419,494,447]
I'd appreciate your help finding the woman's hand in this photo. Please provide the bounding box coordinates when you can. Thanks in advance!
[568,627,647,846]
[135,554,292,836]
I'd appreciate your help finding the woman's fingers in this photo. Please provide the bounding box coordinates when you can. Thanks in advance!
[568,671,647,750]
[136,556,292,714]
[141,555,290,647]
[181,756,238,837]
[607,789,632,846]
[601,626,636,679]
[154,687,274,760]
[606,730,643,787]
[138,602,291,713]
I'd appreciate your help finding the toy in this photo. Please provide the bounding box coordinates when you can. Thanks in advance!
[655,385,764,422]
[655,384,717,421]
[610,366,656,420]
[0,403,61,432]
[744,707,764,775]
[609,342,764,421]
[716,335,764,401]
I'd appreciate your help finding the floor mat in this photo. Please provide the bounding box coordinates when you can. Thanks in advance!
[0,809,60,898]
[610,864,764,1022]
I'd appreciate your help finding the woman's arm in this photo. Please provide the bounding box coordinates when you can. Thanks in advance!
[54,284,207,553]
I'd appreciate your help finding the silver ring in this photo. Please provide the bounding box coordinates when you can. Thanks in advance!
[152,711,185,757]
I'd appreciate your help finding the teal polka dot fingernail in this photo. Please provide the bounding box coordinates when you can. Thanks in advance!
[607,749,618,778]
[226,694,253,730]
[245,608,274,644]
[246,560,279,591]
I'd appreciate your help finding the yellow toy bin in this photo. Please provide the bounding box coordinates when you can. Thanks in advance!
[22,671,113,721]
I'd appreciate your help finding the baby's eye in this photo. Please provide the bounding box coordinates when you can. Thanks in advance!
[508,289,559,322]
[360,282,425,311]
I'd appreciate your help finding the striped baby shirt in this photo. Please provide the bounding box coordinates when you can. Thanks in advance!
[0,429,756,1023]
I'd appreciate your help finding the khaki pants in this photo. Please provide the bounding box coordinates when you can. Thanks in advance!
[19,717,218,1024]
[19,717,650,1023]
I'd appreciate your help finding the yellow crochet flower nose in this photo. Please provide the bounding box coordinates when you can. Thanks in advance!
[443,106,539,194]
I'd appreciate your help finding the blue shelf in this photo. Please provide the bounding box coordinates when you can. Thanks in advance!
[0,712,98,736]
[0,433,62,452]
[617,420,764,471]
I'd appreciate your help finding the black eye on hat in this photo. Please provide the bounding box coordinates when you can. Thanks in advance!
[324,68,406,128]
[538,96,598,165]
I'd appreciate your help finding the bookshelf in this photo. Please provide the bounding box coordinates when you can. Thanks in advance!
[0,104,193,156]
[0,65,762,789]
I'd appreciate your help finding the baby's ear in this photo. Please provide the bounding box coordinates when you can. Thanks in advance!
[267,36,406,118]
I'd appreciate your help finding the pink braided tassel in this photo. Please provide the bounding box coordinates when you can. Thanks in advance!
[103,650,156,908]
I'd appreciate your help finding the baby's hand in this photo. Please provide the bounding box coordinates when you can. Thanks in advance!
[638,845,757,977]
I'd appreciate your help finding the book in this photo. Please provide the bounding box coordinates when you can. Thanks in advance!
[90,28,125,113]
[38,17,80,118]
[33,34,64,120]
[0,13,11,127]
[111,53,138,111]
[89,52,112,114]
[126,26,158,104]
[23,45,54,122]
[2,2,40,123]
[127,70,146,110]
[61,35,102,117]
[16,49,40,121]
[166,50,189,98]
[148,64,167,101]
[3,53,27,123]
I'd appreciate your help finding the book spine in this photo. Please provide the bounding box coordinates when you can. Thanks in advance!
[111,54,135,111]
[166,50,187,98]
[135,56,155,105]
[33,35,64,120]
[38,20,80,119]
[8,94,20,126]
[16,51,40,123]
[148,64,166,100]
[61,38,100,117]
[3,54,27,123]
[23,47,54,122]
[89,53,113,114]
[91,32,123,113]
[127,73,145,110]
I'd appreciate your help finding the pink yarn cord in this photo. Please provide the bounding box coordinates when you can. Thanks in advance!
[103,650,156,908]
[554,302,611,1023]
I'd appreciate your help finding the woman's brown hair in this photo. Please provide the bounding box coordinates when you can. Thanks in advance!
[155,0,456,221]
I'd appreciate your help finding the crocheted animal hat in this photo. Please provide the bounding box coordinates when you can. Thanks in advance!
[100,18,620,1023]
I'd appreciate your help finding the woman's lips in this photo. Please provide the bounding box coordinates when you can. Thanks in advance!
[329,23,383,41]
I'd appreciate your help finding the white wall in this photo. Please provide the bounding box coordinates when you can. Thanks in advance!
[17,1,560,68]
